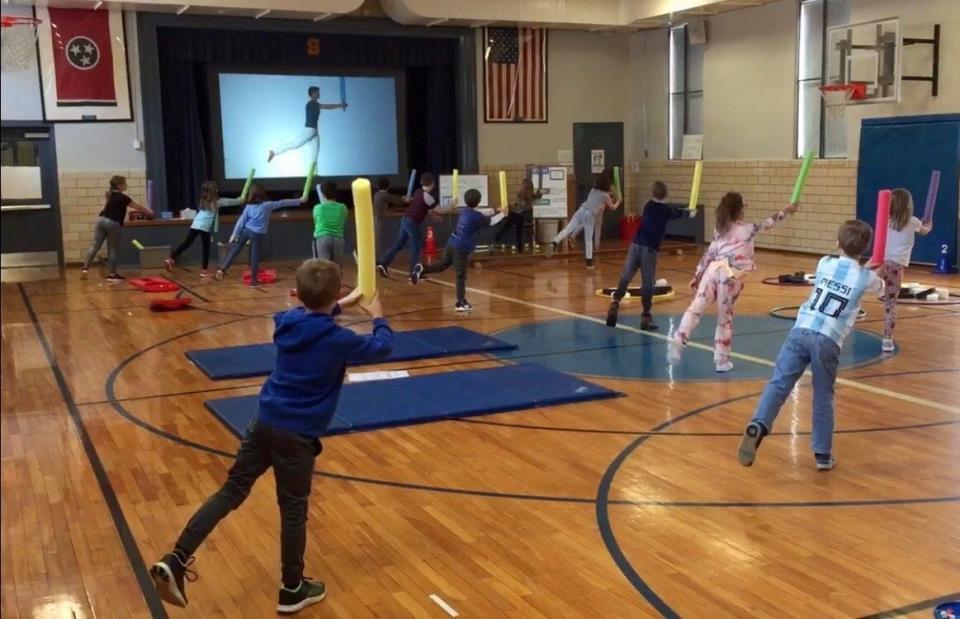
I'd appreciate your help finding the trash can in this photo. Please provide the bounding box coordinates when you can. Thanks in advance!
[138,245,170,269]
[535,218,560,244]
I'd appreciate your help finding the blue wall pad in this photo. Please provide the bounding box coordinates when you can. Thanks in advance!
[205,363,621,437]
[492,315,885,381]
[186,326,518,380]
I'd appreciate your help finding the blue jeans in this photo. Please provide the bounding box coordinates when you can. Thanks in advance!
[379,216,422,274]
[752,328,841,455]
[613,243,658,313]
[221,228,265,281]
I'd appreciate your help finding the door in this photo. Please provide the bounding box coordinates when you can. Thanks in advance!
[1,124,62,267]
[573,122,623,240]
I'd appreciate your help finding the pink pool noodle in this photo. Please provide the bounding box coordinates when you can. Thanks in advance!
[869,189,892,265]
[922,169,940,224]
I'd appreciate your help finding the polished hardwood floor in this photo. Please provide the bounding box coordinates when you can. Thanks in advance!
[2,247,958,618]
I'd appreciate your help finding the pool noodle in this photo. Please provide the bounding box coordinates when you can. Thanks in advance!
[452,169,460,205]
[498,170,508,214]
[146,180,153,211]
[240,168,255,201]
[869,189,892,265]
[687,160,703,212]
[351,178,377,301]
[406,169,417,197]
[301,161,316,202]
[132,239,144,250]
[613,166,622,199]
[922,169,940,223]
[791,151,814,203]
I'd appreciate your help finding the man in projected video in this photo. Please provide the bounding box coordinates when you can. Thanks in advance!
[267,86,347,165]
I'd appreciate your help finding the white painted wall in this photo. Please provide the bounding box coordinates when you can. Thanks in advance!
[476,29,634,164]
[0,10,145,173]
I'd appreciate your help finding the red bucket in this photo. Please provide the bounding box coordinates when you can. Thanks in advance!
[619,216,642,244]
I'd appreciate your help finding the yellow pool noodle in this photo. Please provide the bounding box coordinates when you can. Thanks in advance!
[351,178,377,302]
[498,170,508,214]
[451,169,459,203]
[688,161,703,212]
[239,168,255,201]
[131,239,144,250]
[301,161,316,202]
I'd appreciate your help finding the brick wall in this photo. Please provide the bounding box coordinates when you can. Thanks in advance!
[58,170,146,263]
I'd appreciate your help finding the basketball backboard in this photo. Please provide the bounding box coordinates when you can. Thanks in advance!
[826,17,901,103]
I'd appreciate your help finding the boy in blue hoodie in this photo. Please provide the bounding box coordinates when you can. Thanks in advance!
[151,258,393,615]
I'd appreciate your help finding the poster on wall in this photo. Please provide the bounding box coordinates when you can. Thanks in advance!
[532,166,567,219]
[439,174,489,207]
[34,7,132,121]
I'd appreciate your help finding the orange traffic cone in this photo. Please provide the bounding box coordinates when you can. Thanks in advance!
[424,225,438,257]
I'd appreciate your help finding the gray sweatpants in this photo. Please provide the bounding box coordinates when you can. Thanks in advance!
[312,235,345,267]
[553,207,597,260]
[613,243,658,314]
[83,216,122,273]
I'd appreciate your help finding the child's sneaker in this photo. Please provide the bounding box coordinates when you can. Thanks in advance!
[605,301,619,327]
[666,334,685,365]
[640,313,658,331]
[250,281,263,289]
[547,241,557,257]
[150,551,196,608]
[455,301,473,312]
[585,258,595,269]
[106,273,125,283]
[80,269,88,280]
[163,258,174,273]
[277,579,326,615]
[815,453,836,470]
[737,421,767,467]
[376,264,390,278]
[200,269,211,278]
[410,263,424,285]
[881,337,895,353]
[214,269,225,281]
[716,361,734,373]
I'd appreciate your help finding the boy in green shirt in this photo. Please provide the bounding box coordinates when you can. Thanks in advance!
[313,181,348,269]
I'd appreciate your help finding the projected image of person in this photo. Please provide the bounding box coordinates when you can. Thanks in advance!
[267,86,347,165]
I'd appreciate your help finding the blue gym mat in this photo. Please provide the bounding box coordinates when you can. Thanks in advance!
[205,363,621,437]
[186,326,518,380]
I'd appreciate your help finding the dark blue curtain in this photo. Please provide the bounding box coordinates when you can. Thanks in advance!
[157,27,458,212]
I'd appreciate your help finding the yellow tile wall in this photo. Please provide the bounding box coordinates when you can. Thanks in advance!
[58,170,146,263]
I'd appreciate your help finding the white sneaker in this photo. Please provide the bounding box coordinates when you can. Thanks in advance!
[716,361,734,373]
[666,334,684,365]
[881,338,895,353]
[80,269,88,280]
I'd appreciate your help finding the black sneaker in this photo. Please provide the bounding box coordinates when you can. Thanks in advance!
[737,421,767,467]
[640,313,658,331]
[606,301,619,327]
[455,301,473,312]
[815,453,836,471]
[277,579,326,614]
[151,551,197,608]
[376,264,391,279]
[410,263,424,285]
[106,273,125,282]
[585,258,595,269]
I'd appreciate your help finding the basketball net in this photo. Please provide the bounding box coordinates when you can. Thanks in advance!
[819,83,865,120]
[1,16,41,72]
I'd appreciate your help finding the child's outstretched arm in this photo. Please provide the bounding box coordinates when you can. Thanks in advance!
[217,196,245,208]
[342,294,394,364]
[606,193,622,211]
[320,102,347,110]
[752,202,799,236]
[127,200,154,218]
[918,221,933,235]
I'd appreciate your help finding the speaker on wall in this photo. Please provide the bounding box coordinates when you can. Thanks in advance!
[688,19,707,45]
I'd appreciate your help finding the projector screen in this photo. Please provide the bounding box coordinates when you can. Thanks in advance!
[217,72,400,180]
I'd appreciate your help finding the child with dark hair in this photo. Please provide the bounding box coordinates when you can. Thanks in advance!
[668,192,798,372]
[80,175,154,282]
[268,86,347,165]
[606,180,687,330]
[216,184,306,287]
[151,258,392,614]
[738,220,881,471]
[877,188,932,352]
[549,173,621,268]
[372,177,410,258]
[378,172,440,278]
[494,178,541,253]
[410,188,504,311]
[312,180,348,269]
[165,180,245,277]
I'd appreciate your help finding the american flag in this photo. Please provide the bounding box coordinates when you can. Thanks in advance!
[484,27,547,122]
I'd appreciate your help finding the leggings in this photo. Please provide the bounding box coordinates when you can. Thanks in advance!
[878,261,904,338]
[83,217,121,273]
[171,228,212,269]
[676,260,746,366]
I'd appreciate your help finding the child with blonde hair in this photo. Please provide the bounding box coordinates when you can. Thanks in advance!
[877,188,932,352]
[165,180,245,277]
[668,192,798,372]
[80,175,154,281]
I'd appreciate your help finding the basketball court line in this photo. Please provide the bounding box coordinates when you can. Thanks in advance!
[399,268,960,414]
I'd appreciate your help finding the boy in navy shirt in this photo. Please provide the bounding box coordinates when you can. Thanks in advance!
[151,259,392,614]
[377,172,440,279]
[606,181,688,330]
[410,188,503,311]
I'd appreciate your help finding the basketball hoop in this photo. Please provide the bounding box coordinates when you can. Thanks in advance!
[819,83,866,119]
[1,15,41,72]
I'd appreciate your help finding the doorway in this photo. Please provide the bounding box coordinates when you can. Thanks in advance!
[572,122,624,241]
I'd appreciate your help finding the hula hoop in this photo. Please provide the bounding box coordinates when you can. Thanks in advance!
[595,287,676,304]
[761,276,813,286]
[770,305,866,321]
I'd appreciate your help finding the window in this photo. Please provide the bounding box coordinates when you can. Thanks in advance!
[796,0,850,158]
[669,24,704,160]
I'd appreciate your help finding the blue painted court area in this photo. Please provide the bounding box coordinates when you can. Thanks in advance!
[493,314,886,381]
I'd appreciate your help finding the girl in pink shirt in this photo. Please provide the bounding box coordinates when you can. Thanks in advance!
[669,192,799,372]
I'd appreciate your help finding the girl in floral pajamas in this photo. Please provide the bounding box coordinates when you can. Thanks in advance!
[668,192,799,372]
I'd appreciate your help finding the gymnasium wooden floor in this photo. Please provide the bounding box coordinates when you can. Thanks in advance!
[2,247,958,618]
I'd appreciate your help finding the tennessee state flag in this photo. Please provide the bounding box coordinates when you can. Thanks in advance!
[47,8,116,105]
